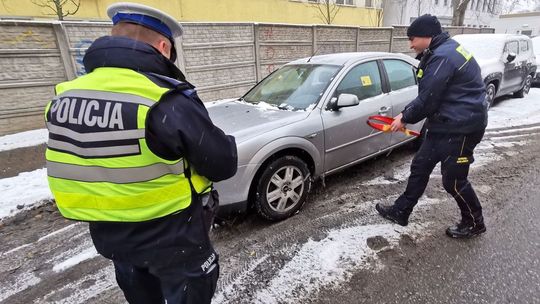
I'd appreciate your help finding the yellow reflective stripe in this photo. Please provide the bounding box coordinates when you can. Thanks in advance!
[48,174,188,196]
[456,45,473,70]
[50,177,192,221]
[47,122,145,142]
[456,45,473,61]
[56,89,156,107]
[46,143,177,168]
[56,67,169,102]
[47,160,184,184]
[456,156,469,164]
[48,138,141,157]
[417,69,424,78]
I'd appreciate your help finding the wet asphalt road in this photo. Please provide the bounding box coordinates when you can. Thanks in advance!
[314,134,540,304]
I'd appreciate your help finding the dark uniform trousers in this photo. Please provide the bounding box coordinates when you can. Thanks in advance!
[91,192,220,304]
[395,129,485,226]
[113,255,219,304]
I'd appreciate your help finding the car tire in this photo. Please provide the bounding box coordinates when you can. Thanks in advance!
[485,82,497,109]
[513,75,532,98]
[254,155,311,221]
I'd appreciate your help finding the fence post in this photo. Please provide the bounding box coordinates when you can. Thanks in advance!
[389,27,394,52]
[52,22,76,80]
[254,23,262,82]
[312,25,318,55]
[356,27,360,52]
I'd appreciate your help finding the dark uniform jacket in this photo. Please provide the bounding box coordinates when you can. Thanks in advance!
[84,36,238,263]
[401,32,488,134]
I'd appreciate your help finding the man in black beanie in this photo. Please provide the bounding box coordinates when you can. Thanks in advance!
[375,14,488,239]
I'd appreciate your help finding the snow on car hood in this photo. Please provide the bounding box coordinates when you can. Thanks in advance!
[475,57,504,79]
[206,100,310,143]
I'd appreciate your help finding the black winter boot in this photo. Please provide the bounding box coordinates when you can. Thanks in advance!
[446,221,486,239]
[375,203,410,226]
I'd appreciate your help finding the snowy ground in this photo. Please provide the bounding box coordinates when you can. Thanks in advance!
[1,88,539,303]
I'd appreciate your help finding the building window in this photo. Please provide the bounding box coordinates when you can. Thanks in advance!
[434,0,439,5]
[444,0,448,6]
[336,0,355,5]
[476,0,481,11]
[307,0,319,2]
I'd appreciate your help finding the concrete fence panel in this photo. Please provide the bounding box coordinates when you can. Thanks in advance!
[257,24,313,78]
[0,21,66,135]
[181,23,257,101]
[315,26,357,55]
[0,20,496,136]
[357,27,393,52]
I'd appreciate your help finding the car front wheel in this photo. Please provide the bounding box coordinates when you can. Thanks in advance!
[254,155,311,221]
[514,75,532,98]
[485,83,496,109]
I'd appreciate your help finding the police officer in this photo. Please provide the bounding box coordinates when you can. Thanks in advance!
[45,2,237,303]
[375,14,488,239]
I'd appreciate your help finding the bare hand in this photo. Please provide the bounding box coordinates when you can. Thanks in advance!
[390,113,405,132]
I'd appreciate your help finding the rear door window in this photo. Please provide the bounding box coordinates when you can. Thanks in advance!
[519,40,529,53]
[382,59,417,91]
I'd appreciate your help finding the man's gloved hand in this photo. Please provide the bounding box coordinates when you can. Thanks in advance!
[390,113,406,132]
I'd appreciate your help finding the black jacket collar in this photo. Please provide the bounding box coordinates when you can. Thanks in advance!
[416,32,450,61]
[83,36,186,81]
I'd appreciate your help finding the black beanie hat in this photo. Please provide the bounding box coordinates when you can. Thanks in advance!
[407,14,442,37]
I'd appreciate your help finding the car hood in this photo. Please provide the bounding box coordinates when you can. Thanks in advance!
[476,58,503,79]
[206,100,311,143]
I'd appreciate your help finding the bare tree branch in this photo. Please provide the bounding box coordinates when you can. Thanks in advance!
[30,0,81,20]
[451,0,472,26]
[309,0,341,24]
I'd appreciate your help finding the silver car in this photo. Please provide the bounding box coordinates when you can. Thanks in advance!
[208,52,424,221]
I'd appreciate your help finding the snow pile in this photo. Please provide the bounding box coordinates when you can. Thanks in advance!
[0,168,52,219]
[488,88,540,129]
[0,129,47,152]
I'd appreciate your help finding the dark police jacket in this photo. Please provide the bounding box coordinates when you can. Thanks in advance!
[401,32,488,134]
[84,36,238,263]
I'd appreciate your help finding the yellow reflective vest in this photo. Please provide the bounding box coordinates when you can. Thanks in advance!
[45,67,212,222]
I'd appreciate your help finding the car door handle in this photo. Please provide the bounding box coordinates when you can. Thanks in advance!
[379,106,391,115]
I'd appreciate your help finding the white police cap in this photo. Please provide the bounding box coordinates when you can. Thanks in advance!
[107,2,183,39]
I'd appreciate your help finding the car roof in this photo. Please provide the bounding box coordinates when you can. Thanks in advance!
[286,52,417,66]
[454,33,531,42]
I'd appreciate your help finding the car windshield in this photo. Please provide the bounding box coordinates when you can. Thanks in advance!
[454,36,505,61]
[243,64,341,110]
[532,37,540,56]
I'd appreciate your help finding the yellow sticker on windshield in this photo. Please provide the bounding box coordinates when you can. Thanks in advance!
[361,76,372,86]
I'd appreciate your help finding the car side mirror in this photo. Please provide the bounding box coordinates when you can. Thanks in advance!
[335,93,359,109]
[506,52,516,63]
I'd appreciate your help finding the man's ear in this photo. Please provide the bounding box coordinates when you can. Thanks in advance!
[156,40,171,59]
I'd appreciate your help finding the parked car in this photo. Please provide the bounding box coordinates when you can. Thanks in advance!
[532,36,540,85]
[207,52,423,221]
[453,34,537,108]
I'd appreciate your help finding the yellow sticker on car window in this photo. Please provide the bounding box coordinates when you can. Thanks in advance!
[360,76,372,86]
